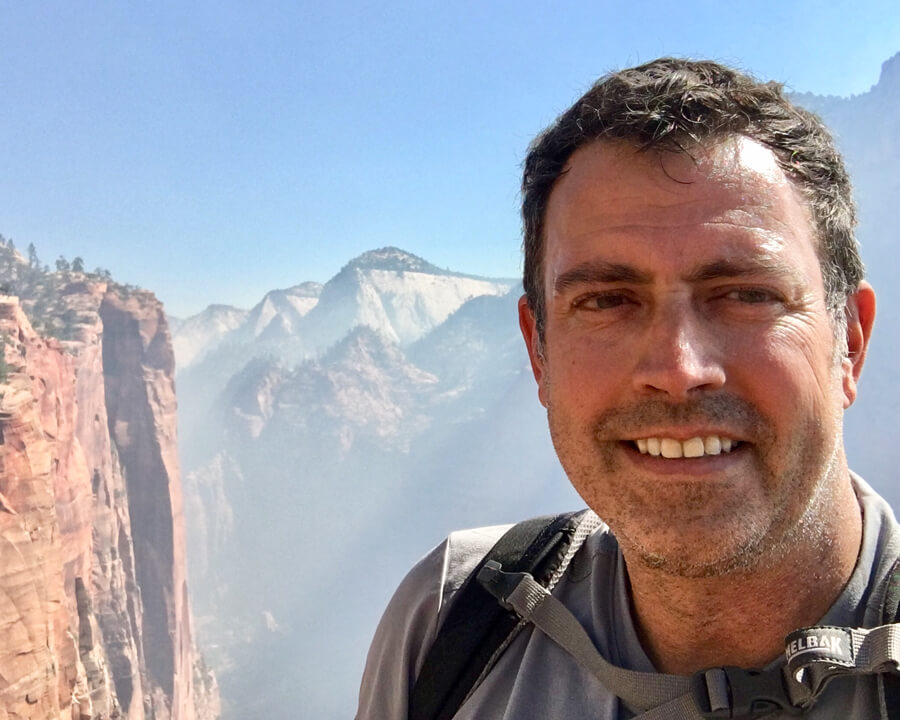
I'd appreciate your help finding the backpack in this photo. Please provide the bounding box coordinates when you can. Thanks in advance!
[409,510,900,720]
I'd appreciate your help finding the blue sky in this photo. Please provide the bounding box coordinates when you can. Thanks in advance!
[2,1,899,317]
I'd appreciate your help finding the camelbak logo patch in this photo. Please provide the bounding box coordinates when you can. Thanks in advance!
[784,628,853,669]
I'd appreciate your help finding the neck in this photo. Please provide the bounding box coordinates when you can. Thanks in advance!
[623,474,862,674]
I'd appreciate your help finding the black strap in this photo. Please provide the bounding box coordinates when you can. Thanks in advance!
[882,554,900,625]
[881,554,900,719]
[408,510,589,720]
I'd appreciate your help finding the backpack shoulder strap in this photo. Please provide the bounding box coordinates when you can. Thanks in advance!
[880,553,900,719]
[882,554,900,625]
[408,509,593,720]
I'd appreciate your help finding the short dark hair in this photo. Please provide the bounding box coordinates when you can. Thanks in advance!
[522,57,862,337]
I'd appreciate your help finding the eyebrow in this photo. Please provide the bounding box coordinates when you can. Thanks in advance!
[552,256,803,295]
[553,261,651,294]
[685,257,803,283]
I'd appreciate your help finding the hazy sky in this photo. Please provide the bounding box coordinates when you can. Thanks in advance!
[2,1,899,317]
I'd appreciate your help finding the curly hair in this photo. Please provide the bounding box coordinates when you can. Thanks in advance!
[522,57,862,337]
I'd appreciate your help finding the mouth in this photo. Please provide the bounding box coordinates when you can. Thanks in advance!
[632,435,741,459]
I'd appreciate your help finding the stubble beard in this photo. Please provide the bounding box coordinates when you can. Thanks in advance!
[547,392,845,580]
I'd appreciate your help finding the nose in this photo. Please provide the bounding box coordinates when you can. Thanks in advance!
[631,299,726,399]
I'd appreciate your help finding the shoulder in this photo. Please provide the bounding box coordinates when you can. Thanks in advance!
[440,524,515,619]
[851,473,900,623]
[356,513,618,720]
[355,523,511,720]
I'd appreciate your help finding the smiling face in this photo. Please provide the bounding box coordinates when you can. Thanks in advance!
[519,137,873,577]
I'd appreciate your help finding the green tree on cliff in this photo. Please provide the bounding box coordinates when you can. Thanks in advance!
[27,242,39,268]
[0,333,11,384]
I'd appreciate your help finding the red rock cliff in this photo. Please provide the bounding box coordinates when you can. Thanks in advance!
[0,284,217,720]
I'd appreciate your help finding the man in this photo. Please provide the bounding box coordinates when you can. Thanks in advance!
[357,58,898,719]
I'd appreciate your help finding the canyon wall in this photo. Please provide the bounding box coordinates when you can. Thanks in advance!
[0,281,217,720]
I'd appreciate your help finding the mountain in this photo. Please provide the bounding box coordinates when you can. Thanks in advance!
[299,247,514,352]
[173,248,514,379]
[236,281,322,344]
[0,239,219,720]
[172,304,249,369]
[172,248,515,468]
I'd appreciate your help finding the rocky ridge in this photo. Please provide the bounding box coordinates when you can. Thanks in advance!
[0,241,218,719]
[171,247,514,376]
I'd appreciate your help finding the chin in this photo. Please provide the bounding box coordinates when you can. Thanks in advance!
[614,516,779,579]
[629,542,767,579]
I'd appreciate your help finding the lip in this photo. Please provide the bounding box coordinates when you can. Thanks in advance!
[623,428,744,443]
[619,440,749,476]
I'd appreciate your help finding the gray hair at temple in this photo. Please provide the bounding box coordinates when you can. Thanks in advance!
[521,57,863,339]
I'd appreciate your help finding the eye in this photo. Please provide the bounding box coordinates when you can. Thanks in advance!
[724,287,781,304]
[573,292,635,311]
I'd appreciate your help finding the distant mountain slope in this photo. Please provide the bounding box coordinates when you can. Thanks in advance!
[173,248,515,377]
[237,281,322,344]
[297,246,515,351]
[172,304,249,369]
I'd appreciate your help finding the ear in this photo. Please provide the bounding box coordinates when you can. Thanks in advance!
[518,294,549,407]
[841,281,876,409]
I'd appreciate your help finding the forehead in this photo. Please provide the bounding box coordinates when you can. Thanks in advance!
[542,137,819,282]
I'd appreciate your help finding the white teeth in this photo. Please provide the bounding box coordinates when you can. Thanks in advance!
[660,438,683,458]
[634,435,738,458]
[704,436,722,455]
[683,437,705,458]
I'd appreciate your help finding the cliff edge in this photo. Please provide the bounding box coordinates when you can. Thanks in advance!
[0,276,218,719]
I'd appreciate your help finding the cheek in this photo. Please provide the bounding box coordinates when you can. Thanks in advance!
[543,335,630,407]
[734,321,843,414]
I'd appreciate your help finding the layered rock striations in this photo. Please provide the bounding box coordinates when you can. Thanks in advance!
[0,274,217,719]
[0,296,86,719]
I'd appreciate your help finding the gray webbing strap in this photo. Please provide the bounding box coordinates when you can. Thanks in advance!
[479,564,705,716]
[478,564,803,719]
[478,550,900,718]
[500,570,690,712]
[785,623,900,703]
[463,511,604,704]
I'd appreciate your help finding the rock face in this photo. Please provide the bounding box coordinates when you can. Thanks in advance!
[0,279,217,719]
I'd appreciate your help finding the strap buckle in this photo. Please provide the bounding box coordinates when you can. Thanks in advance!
[477,560,529,611]
[691,666,801,718]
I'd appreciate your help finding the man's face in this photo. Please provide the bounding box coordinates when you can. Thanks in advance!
[519,137,873,577]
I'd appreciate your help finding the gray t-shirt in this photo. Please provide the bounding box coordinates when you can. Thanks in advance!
[357,475,900,719]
